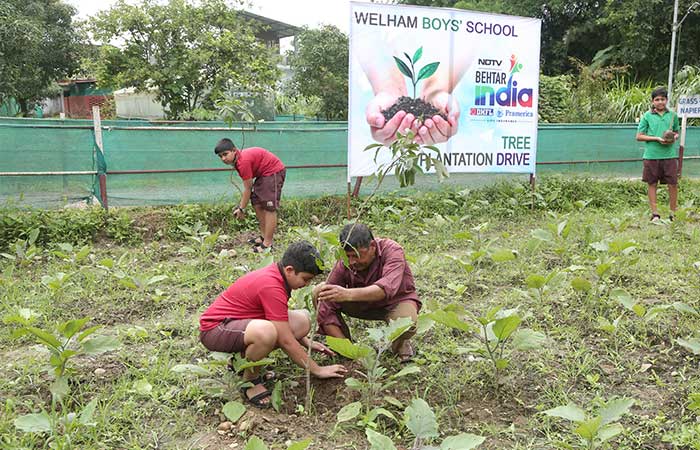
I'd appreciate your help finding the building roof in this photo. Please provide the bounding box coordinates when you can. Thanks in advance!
[238,10,301,40]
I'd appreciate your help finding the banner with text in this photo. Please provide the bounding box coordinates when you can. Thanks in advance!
[348,2,541,178]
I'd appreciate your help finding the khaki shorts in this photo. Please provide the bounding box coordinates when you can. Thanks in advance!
[642,158,678,185]
[251,169,286,211]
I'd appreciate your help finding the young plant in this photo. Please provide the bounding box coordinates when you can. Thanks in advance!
[177,221,221,261]
[523,269,563,303]
[428,306,546,392]
[393,47,440,98]
[543,397,634,449]
[51,242,91,265]
[1,228,41,266]
[243,436,312,450]
[327,317,421,428]
[365,398,485,450]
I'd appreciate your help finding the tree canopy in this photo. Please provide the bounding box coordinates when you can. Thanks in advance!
[0,0,81,115]
[286,25,349,120]
[88,0,281,119]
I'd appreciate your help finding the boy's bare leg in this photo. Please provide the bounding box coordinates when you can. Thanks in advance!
[387,302,418,358]
[647,183,658,216]
[322,324,347,339]
[668,184,678,214]
[253,204,266,242]
[261,210,277,247]
[242,320,278,402]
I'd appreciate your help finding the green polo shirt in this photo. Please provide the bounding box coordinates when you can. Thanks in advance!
[637,108,680,159]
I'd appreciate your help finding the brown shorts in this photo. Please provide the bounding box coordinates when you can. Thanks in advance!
[251,169,286,211]
[642,159,678,185]
[199,318,253,354]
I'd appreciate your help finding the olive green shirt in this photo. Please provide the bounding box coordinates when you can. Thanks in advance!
[637,109,680,160]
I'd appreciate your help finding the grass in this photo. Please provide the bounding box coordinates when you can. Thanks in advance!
[1,175,699,449]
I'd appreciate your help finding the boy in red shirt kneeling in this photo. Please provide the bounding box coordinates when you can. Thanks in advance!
[199,241,347,408]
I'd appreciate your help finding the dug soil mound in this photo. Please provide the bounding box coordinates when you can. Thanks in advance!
[382,96,447,122]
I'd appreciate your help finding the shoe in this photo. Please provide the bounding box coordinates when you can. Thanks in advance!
[247,235,263,245]
[252,243,273,253]
[669,214,675,222]
[239,378,272,409]
[650,214,661,223]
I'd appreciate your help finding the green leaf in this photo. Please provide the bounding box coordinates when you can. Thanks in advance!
[495,358,509,369]
[58,318,90,339]
[597,423,624,443]
[171,364,210,376]
[133,379,153,396]
[441,433,486,449]
[232,357,275,372]
[25,326,62,349]
[271,381,283,413]
[531,228,552,241]
[393,56,413,79]
[405,398,439,440]
[596,262,612,277]
[491,249,517,262]
[599,398,634,425]
[223,401,246,423]
[677,338,700,355]
[383,396,404,409]
[571,277,592,292]
[345,377,363,390]
[325,336,371,360]
[77,325,101,342]
[244,436,268,450]
[412,46,423,64]
[574,416,602,440]
[525,274,546,289]
[336,401,361,423]
[511,328,547,350]
[367,407,397,423]
[672,302,699,316]
[366,428,397,450]
[386,316,414,342]
[644,304,671,321]
[392,365,421,378]
[14,412,52,433]
[428,310,472,333]
[82,336,119,354]
[51,376,70,400]
[417,62,440,82]
[78,398,98,426]
[287,438,312,450]
[543,403,586,422]
[492,315,521,340]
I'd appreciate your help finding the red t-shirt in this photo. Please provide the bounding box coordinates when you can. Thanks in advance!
[199,263,291,331]
[234,147,285,180]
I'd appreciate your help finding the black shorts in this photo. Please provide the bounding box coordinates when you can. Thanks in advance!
[642,159,678,185]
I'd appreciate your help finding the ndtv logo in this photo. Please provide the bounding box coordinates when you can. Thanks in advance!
[478,58,502,66]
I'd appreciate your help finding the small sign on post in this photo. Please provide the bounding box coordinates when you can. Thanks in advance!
[676,95,699,179]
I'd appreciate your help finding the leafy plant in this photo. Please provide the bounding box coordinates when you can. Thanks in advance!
[543,397,634,449]
[327,317,420,428]
[243,436,312,450]
[1,228,41,265]
[393,47,440,98]
[428,306,546,391]
[365,398,485,449]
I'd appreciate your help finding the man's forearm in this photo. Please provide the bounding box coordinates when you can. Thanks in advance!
[347,285,386,302]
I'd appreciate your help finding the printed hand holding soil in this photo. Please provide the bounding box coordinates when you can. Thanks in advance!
[366,92,419,145]
[414,91,459,145]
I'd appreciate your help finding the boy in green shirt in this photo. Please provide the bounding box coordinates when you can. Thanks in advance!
[636,87,680,222]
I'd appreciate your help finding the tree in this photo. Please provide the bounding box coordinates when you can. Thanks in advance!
[287,25,349,120]
[0,0,81,115]
[88,0,280,119]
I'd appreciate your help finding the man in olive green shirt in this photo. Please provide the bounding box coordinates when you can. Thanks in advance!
[636,87,680,222]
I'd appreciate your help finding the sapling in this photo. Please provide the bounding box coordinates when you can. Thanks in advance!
[365,398,485,450]
[1,228,41,266]
[543,397,634,449]
[327,317,421,429]
[428,306,546,393]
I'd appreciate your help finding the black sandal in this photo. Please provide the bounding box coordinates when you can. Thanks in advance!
[239,380,272,409]
[247,235,263,245]
[252,243,273,253]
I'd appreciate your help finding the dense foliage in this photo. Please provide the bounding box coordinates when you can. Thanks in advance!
[286,25,349,120]
[87,0,280,119]
[0,0,81,115]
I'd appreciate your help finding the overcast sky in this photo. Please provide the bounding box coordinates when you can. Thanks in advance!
[66,0,362,32]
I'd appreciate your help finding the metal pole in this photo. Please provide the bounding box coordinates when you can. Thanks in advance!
[668,0,680,105]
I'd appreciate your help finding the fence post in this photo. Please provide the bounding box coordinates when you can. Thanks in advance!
[92,105,108,210]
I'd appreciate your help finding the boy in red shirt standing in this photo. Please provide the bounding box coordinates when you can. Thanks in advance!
[215,138,286,252]
[199,241,347,408]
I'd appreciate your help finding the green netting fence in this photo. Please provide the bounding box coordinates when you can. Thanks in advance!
[1,117,698,208]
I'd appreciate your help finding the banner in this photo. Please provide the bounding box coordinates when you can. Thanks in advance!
[348,2,541,179]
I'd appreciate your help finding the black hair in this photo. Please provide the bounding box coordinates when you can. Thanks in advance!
[281,241,322,275]
[214,138,236,155]
[340,223,374,251]
[651,87,668,101]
